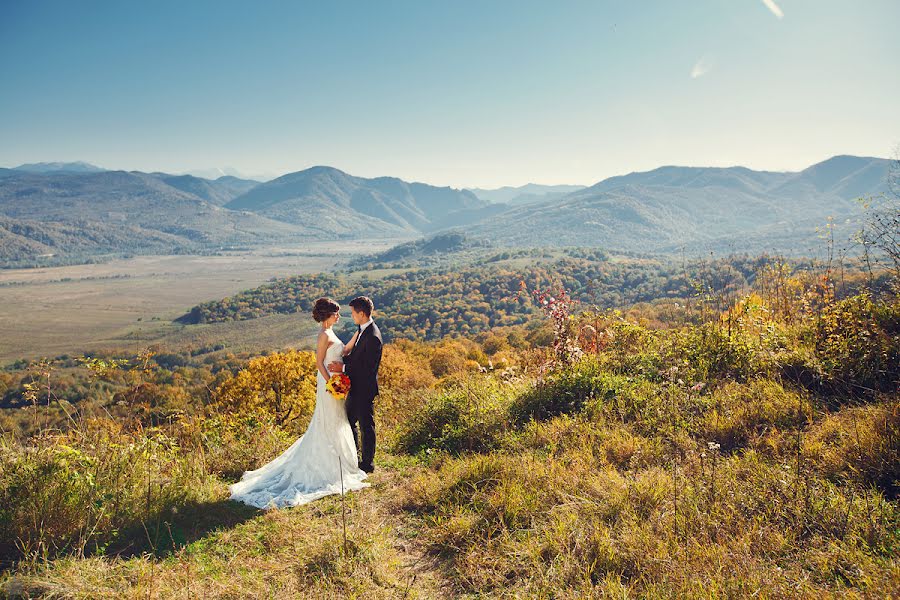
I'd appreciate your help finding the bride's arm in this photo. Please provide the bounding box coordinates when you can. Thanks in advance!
[316,331,332,381]
[342,330,360,356]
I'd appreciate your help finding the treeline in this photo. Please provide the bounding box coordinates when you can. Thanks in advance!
[175,253,859,341]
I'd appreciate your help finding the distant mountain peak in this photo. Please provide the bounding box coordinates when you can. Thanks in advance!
[812,153,884,164]
[802,154,884,174]
[465,154,892,255]
[266,165,353,184]
[13,161,105,173]
[468,183,586,205]
[225,165,488,235]
[185,166,278,182]
[304,165,348,174]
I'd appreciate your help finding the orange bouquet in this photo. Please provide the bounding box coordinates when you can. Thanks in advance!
[326,372,351,400]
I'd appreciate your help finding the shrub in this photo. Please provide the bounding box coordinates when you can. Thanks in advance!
[814,292,900,396]
[805,400,900,498]
[481,333,509,355]
[510,358,652,426]
[576,311,670,379]
[662,322,770,383]
[0,420,219,563]
[366,343,439,431]
[393,376,515,455]
[428,342,476,377]
[153,352,189,370]
[186,412,293,479]
[701,379,809,452]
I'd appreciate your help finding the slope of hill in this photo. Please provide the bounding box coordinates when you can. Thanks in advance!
[346,231,494,269]
[770,155,892,200]
[466,156,892,254]
[1,156,892,264]
[2,273,897,598]
[469,183,585,205]
[0,218,56,262]
[225,166,488,235]
[0,170,309,264]
[154,173,259,206]
[176,250,792,340]
[11,161,106,173]
[0,215,194,265]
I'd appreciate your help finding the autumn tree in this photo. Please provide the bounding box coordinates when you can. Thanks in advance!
[215,350,317,427]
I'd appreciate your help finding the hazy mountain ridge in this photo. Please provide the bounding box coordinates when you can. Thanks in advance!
[0,155,892,265]
[225,165,488,235]
[12,161,106,173]
[153,173,260,206]
[0,214,195,265]
[465,155,892,254]
[469,183,586,205]
[0,170,308,265]
[186,166,277,181]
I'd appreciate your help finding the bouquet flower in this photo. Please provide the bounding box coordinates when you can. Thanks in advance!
[326,372,351,400]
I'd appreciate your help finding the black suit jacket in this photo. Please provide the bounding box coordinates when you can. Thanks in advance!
[344,321,383,400]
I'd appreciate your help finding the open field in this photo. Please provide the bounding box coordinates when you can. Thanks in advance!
[0,241,401,362]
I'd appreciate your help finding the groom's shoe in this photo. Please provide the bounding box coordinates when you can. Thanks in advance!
[360,463,375,474]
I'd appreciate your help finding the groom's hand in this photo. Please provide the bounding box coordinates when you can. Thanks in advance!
[327,361,344,373]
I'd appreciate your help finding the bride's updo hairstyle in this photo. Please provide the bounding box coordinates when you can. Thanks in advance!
[312,297,340,323]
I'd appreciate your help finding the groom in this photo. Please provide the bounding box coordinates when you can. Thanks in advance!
[330,296,382,473]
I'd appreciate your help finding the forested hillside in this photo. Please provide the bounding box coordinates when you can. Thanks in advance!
[177,249,882,342]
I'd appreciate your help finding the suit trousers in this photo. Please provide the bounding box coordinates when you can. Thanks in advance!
[347,393,375,468]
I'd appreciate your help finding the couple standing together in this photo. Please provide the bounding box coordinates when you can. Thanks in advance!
[229,296,383,509]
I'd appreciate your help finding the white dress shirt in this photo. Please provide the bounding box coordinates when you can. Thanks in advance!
[358,318,374,336]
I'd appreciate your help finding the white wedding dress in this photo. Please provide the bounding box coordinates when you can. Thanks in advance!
[229,327,370,508]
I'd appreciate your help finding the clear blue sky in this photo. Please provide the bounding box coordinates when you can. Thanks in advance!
[1,0,898,187]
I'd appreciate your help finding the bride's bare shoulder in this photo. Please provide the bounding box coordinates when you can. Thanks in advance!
[317,329,334,347]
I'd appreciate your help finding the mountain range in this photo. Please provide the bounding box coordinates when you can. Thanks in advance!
[467,183,586,206]
[12,161,107,174]
[466,155,893,254]
[224,166,487,236]
[0,170,300,264]
[0,155,893,266]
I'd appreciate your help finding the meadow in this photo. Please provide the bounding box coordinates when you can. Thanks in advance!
[0,236,897,597]
[0,241,398,363]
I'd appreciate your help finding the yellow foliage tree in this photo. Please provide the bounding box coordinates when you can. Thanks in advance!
[379,344,436,393]
[215,350,317,427]
[429,345,470,377]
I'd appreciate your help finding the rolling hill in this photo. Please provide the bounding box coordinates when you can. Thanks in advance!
[346,231,494,269]
[11,161,106,174]
[468,183,586,205]
[1,155,893,265]
[0,170,306,265]
[465,155,893,254]
[0,215,193,264]
[225,165,488,235]
[153,173,260,206]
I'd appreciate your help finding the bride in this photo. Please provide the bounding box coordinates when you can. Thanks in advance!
[229,297,370,508]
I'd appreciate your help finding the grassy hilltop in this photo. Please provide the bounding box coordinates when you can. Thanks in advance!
[0,242,898,597]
